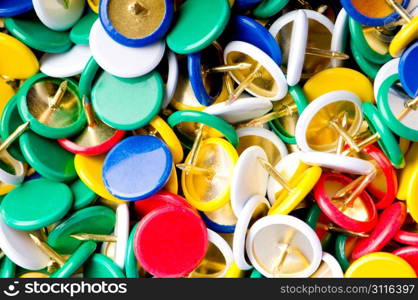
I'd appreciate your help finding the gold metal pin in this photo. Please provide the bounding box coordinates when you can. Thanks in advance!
[0,122,30,153]
[305,47,350,60]
[397,96,418,120]
[227,64,263,105]
[317,222,369,238]
[386,0,412,22]
[70,233,117,243]
[243,103,298,128]
[29,233,66,267]
[257,157,293,192]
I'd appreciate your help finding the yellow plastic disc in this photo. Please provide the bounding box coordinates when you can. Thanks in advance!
[164,164,178,194]
[0,77,15,115]
[20,272,50,278]
[74,154,125,204]
[399,138,411,155]
[407,170,418,223]
[0,182,15,196]
[182,138,238,212]
[268,166,322,215]
[397,142,418,200]
[345,252,416,278]
[224,262,245,278]
[389,16,418,57]
[303,68,374,103]
[0,33,39,79]
[87,0,99,13]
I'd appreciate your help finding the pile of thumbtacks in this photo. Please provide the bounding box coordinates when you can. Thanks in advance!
[1,0,418,279]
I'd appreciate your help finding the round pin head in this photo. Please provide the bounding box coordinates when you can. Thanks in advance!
[233,195,270,270]
[0,32,38,79]
[406,170,418,223]
[345,252,416,278]
[51,241,97,278]
[295,90,363,152]
[47,205,116,254]
[224,41,287,101]
[306,203,333,249]
[330,8,349,68]
[350,38,381,79]
[389,15,418,57]
[374,58,400,100]
[335,234,358,271]
[91,71,163,130]
[395,215,418,246]
[18,74,86,139]
[4,16,72,53]
[393,246,418,274]
[201,202,237,234]
[159,51,179,109]
[100,0,174,47]
[103,135,173,201]
[0,257,16,278]
[234,0,262,10]
[40,45,92,78]
[0,147,25,186]
[0,0,32,17]
[253,0,288,19]
[1,178,73,231]
[340,0,409,26]
[134,206,208,278]
[397,142,418,201]
[88,0,99,13]
[0,216,50,270]
[362,102,405,168]
[70,179,97,210]
[125,223,140,278]
[84,254,125,278]
[70,12,98,45]
[89,20,166,78]
[111,203,130,269]
[246,215,323,278]
[226,15,282,64]
[314,172,378,233]
[399,41,418,98]
[32,0,85,31]
[351,202,406,260]
[167,0,230,54]
[303,68,374,103]
[20,131,77,182]
[310,252,344,278]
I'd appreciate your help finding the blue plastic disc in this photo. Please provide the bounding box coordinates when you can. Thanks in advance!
[200,212,236,234]
[340,0,410,26]
[102,135,173,201]
[99,0,174,47]
[226,15,282,65]
[0,0,32,17]
[399,41,418,98]
[234,0,263,11]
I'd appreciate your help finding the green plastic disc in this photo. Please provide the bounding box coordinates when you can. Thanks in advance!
[362,102,405,169]
[47,206,116,254]
[166,0,230,54]
[51,241,97,278]
[350,38,380,79]
[0,257,16,278]
[348,17,391,65]
[253,0,289,19]
[18,73,86,139]
[305,203,332,250]
[20,131,77,182]
[79,57,100,98]
[91,71,163,130]
[4,16,72,53]
[378,73,418,142]
[70,179,97,211]
[167,110,239,149]
[250,268,263,278]
[84,254,125,278]
[0,95,26,162]
[1,178,73,231]
[70,12,98,45]
[125,223,139,278]
[335,234,350,272]
[270,85,308,145]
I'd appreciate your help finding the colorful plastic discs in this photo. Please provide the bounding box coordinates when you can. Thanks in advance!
[167,0,231,54]
[253,0,288,19]
[4,15,72,53]
[134,206,208,278]
[345,252,416,278]
[89,20,166,78]
[47,205,115,254]
[91,71,163,130]
[0,0,32,17]
[1,178,73,231]
[84,254,125,278]
[103,135,173,201]
[393,247,418,274]
[399,41,418,98]
[70,179,97,210]
[0,32,39,79]
[100,0,174,47]
[20,131,77,182]
[70,12,98,45]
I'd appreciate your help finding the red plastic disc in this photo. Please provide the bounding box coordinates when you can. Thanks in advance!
[134,190,195,218]
[134,206,208,278]
[352,202,407,260]
[394,215,418,246]
[314,172,378,233]
[393,246,418,275]
[57,129,126,156]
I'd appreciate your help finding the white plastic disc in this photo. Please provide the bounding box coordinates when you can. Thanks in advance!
[224,41,288,101]
[0,216,50,270]
[299,151,376,175]
[231,146,269,217]
[162,51,179,109]
[33,0,85,31]
[114,203,129,269]
[90,20,166,78]
[204,97,273,124]
[374,58,400,100]
[246,214,322,278]
[310,252,344,278]
[40,45,92,78]
[331,9,349,68]
[205,229,234,278]
[295,90,363,152]
[0,150,25,186]
[233,195,270,271]
[287,10,308,86]
[386,86,418,131]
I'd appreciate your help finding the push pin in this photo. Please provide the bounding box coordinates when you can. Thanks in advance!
[29,234,67,271]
